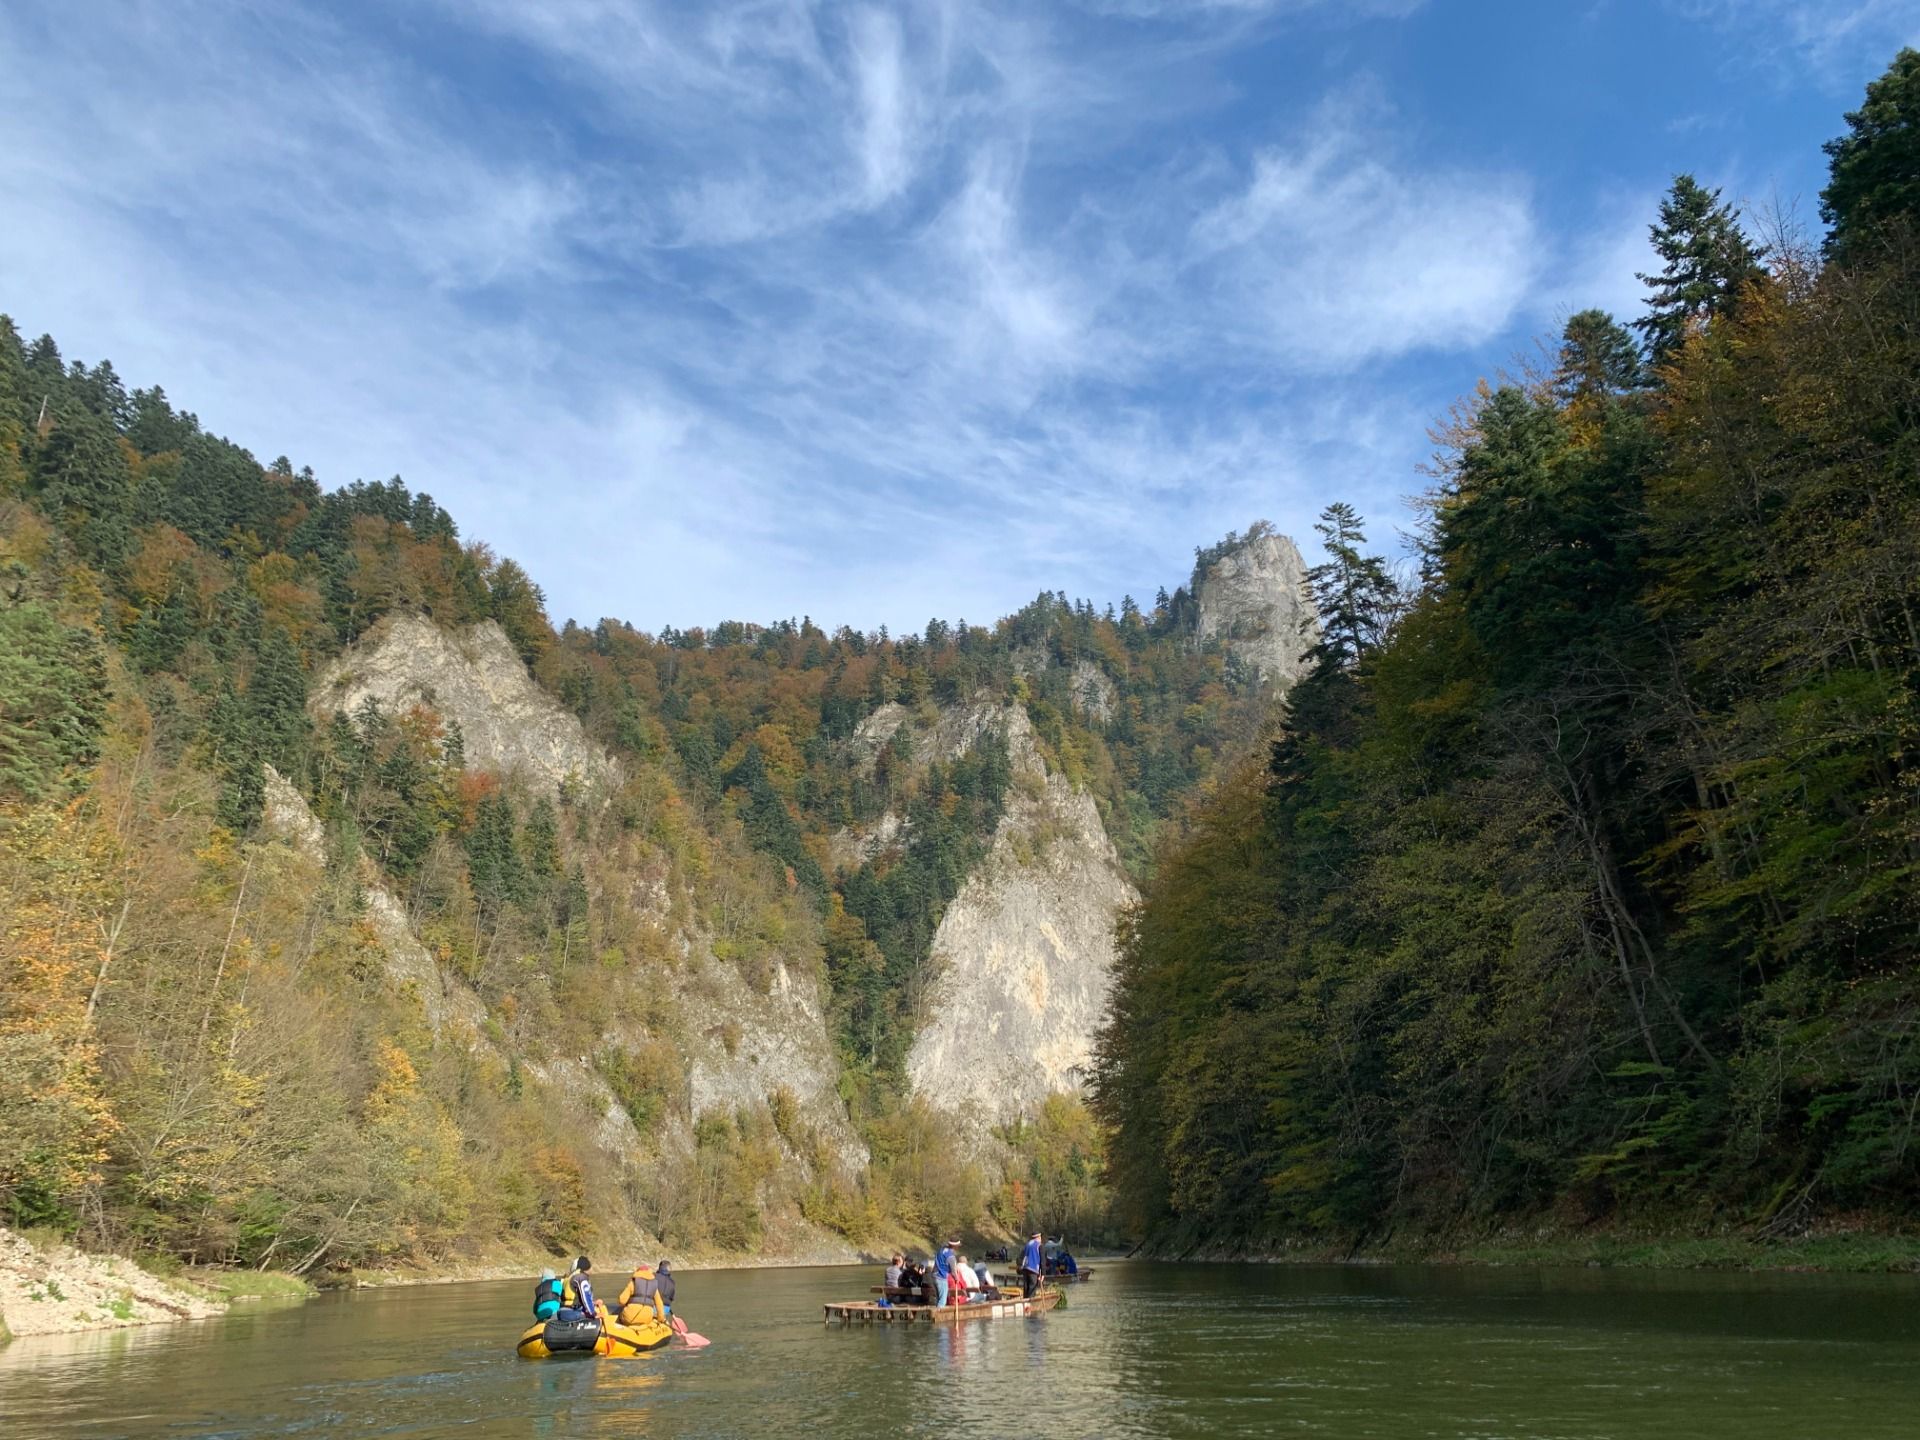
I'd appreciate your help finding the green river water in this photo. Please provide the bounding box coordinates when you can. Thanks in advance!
[2,1260,1917,1438]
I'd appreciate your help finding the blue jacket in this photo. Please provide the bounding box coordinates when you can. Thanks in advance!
[1021,1239,1042,1272]
[935,1246,955,1278]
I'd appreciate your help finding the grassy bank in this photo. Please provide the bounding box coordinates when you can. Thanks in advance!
[177,1269,317,1303]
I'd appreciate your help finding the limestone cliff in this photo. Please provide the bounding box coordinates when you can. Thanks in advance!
[310,614,617,797]
[261,764,489,1040]
[842,701,1141,1129]
[1195,525,1318,688]
[289,615,866,1223]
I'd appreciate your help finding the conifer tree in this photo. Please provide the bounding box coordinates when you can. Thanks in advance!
[249,628,309,772]
[465,791,526,914]
[1553,309,1644,405]
[1305,503,1398,671]
[1634,175,1767,364]
[0,603,107,800]
[1821,48,1920,263]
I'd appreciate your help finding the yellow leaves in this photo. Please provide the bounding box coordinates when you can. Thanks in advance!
[366,1038,420,1116]
[0,803,120,1205]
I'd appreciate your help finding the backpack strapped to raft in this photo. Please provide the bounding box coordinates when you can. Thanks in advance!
[541,1319,602,1353]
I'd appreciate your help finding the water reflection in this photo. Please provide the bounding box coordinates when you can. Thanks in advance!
[3,1262,1920,1438]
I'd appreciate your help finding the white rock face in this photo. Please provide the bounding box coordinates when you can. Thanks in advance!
[682,958,869,1170]
[311,614,617,798]
[260,765,488,1040]
[906,705,1138,1128]
[1070,659,1116,725]
[1195,527,1319,689]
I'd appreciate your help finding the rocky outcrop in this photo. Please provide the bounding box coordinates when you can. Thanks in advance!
[261,765,488,1040]
[906,705,1138,1128]
[681,957,868,1170]
[311,614,616,798]
[1195,525,1318,689]
[1069,659,1116,725]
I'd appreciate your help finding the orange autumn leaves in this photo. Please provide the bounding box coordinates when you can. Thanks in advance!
[0,803,117,1218]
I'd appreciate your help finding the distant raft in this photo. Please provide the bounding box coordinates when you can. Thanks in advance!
[516,1314,674,1358]
[824,1289,1063,1325]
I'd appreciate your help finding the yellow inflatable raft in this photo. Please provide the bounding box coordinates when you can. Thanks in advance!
[516,1314,674,1358]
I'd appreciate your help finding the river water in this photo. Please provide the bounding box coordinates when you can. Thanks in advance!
[2,1260,1917,1438]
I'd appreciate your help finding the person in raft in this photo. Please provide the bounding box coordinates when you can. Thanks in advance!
[617,1261,667,1326]
[934,1236,958,1307]
[975,1256,998,1297]
[1019,1232,1043,1299]
[956,1254,982,1297]
[558,1255,601,1323]
[532,1267,564,1321]
[656,1260,676,1317]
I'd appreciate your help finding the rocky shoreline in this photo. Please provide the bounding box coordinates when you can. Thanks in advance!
[0,1229,227,1341]
[0,1225,876,1343]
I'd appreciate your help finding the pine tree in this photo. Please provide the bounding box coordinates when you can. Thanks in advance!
[1821,48,1920,264]
[1305,504,1399,671]
[1634,175,1767,365]
[0,604,108,799]
[522,798,560,878]
[465,792,526,914]
[1553,309,1644,406]
[248,628,309,771]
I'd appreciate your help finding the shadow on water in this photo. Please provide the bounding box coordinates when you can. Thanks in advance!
[3,1261,1918,1438]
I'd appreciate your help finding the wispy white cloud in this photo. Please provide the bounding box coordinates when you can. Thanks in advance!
[1670,0,1920,79]
[1189,96,1539,371]
[4,0,1776,633]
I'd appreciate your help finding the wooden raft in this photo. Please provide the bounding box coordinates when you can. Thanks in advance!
[824,1289,1062,1325]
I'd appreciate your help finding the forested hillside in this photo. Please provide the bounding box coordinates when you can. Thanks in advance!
[1095,52,1920,1248]
[0,292,1278,1267]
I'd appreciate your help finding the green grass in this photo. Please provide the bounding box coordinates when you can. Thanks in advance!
[181,1268,315,1302]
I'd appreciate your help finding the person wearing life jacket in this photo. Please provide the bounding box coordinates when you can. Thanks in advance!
[655,1259,676,1317]
[558,1255,600,1324]
[617,1262,666,1327]
[532,1267,564,1321]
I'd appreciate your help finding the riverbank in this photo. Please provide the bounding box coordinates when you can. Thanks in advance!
[1147,1225,1920,1275]
[0,1220,875,1341]
[0,1228,233,1340]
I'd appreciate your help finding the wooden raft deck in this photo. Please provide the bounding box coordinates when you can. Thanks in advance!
[825,1289,1062,1325]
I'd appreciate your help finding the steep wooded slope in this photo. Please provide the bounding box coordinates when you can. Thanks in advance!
[0,311,1312,1264]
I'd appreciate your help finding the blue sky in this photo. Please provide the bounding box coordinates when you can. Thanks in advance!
[4,1,1914,632]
